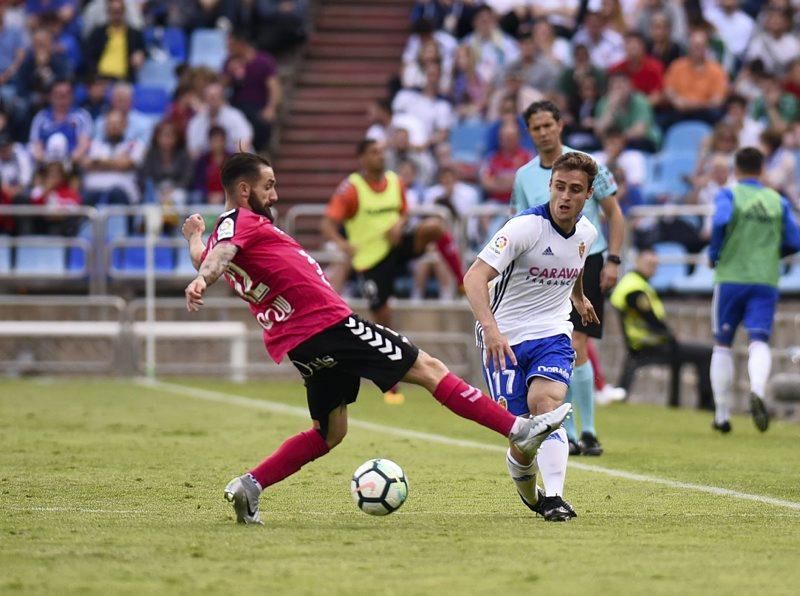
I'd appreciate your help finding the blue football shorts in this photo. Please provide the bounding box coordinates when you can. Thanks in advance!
[480,333,575,416]
[712,283,779,345]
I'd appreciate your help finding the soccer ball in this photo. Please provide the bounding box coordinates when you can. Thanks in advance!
[351,458,409,516]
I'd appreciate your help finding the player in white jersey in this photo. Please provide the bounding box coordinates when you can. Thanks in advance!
[464,152,600,521]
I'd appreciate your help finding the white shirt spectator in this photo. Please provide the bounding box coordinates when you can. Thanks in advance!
[571,27,626,70]
[593,149,647,187]
[533,0,580,31]
[186,105,254,158]
[392,90,455,146]
[704,5,755,58]
[390,113,428,148]
[0,142,34,190]
[83,137,146,203]
[402,31,457,92]
[461,32,521,84]
[745,30,800,75]
[94,110,154,146]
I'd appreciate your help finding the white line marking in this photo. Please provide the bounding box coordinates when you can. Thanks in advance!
[139,379,800,512]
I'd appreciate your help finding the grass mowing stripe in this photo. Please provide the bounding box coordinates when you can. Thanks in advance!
[140,378,800,513]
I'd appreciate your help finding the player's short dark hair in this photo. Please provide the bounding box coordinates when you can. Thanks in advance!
[356,138,378,156]
[552,152,598,189]
[221,152,272,193]
[522,100,560,126]
[734,147,764,176]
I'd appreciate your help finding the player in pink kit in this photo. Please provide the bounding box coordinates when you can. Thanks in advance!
[181,153,571,525]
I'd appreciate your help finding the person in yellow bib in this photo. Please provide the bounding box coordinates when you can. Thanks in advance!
[610,249,714,410]
[323,139,466,402]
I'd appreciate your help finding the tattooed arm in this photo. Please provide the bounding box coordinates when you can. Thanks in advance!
[185,242,239,312]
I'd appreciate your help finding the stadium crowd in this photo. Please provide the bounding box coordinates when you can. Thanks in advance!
[365,0,800,282]
[0,0,307,236]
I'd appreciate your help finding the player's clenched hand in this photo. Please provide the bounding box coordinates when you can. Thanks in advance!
[573,295,600,327]
[483,327,517,371]
[181,213,205,241]
[185,275,207,312]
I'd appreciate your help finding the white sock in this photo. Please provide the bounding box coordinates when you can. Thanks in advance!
[748,341,771,399]
[536,428,569,497]
[710,346,733,424]
[506,449,538,506]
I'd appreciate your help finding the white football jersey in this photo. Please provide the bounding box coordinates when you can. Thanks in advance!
[476,204,598,347]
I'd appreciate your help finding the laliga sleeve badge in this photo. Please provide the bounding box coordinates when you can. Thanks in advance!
[490,235,509,255]
[217,217,235,240]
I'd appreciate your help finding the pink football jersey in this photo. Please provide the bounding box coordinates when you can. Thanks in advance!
[201,208,353,362]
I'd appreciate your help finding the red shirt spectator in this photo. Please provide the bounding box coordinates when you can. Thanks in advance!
[610,32,665,103]
[30,162,81,209]
[480,121,533,204]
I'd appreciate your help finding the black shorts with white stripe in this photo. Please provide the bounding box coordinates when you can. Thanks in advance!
[288,315,420,424]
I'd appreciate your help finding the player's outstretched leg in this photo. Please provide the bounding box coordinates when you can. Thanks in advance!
[710,345,734,433]
[224,410,346,525]
[403,351,571,457]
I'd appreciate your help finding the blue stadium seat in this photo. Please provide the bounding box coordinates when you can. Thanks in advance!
[133,85,170,115]
[15,240,66,275]
[645,152,697,200]
[649,242,687,292]
[662,120,712,156]
[137,59,178,93]
[778,261,800,292]
[68,247,87,272]
[450,120,490,165]
[189,28,228,71]
[144,27,187,62]
[672,249,714,294]
[112,243,175,273]
[0,243,10,274]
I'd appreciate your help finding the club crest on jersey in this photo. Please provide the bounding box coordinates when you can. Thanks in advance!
[217,217,235,240]
[497,397,508,410]
[578,241,586,258]
[490,235,509,255]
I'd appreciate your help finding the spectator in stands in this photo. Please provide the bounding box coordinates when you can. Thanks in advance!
[485,63,542,122]
[385,124,436,186]
[461,5,519,85]
[557,43,607,105]
[192,125,228,205]
[79,76,110,120]
[186,80,253,159]
[451,44,490,119]
[224,28,281,153]
[365,98,393,144]
[703,0,755,61]
[15,28,71,121]
[610,248,714,409]
[594,72,661,153]
[479,120,532,205]
[85,0,146,82]
[593,127,647,215]
[81,109,146,205]
[29,80,92,166]
[81,0,143,37]
[516,24,560,95]
[688,152,733,242]
[562,74,603,152]
[0,129,33,203]
[39,10,82,75]
[140,120,192,199]
[645,10,683,67]
[572,10,626,70]
[636,0,688,46]
[745,6,800,76]
[722,93,764,147]
[531,0,579,38]
[531,19,571,68]
[392,62,455,148]
[733,58,766,101]
[28,160,82,236]
[760,127,799,208]
[27,0,79,34]
[750,75,799,132]
[185,0,236,31]
[423,163,481,248]
[662,29,728,127]
[95,82,154,146]
[402,18,457,94]
[694,121,738,185]
[411,0,480,39]
[609,32,665,107]
[0,3,27,98]
[164,83,200,136]
[784,58,800,101]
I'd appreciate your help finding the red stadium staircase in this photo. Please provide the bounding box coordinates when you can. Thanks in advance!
[276,0,411,226]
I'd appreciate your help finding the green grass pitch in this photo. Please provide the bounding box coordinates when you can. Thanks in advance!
[1,378,799,594]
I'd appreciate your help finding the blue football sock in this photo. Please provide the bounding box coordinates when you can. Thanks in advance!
[572,361,596,436]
